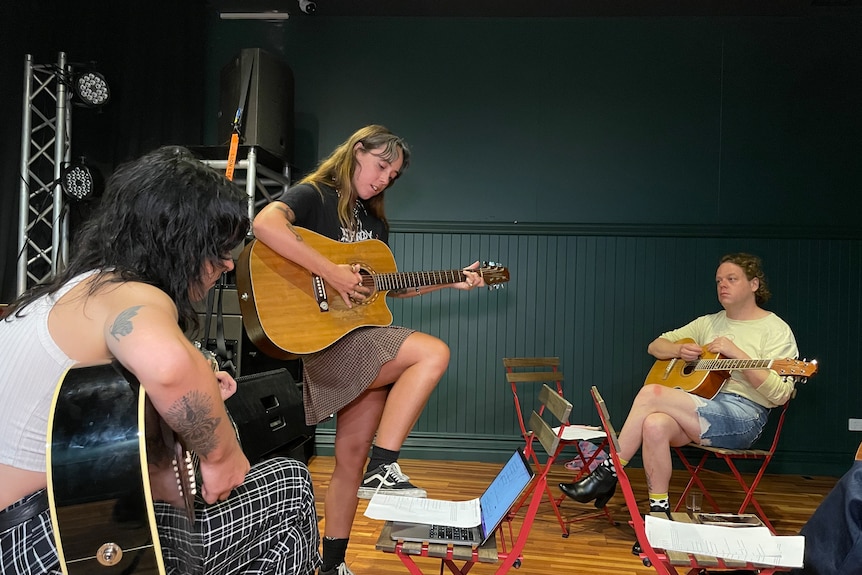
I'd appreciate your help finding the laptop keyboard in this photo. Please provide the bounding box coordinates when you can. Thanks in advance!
[428,525,474,541]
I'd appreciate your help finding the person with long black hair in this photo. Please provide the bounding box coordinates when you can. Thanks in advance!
[0,146,320,574]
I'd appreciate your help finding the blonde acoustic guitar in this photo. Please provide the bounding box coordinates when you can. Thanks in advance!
[643,338,818,399]
[236,227,510,357]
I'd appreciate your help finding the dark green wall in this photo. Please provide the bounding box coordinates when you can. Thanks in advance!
[207,15,862,476]
[207,15,862,228]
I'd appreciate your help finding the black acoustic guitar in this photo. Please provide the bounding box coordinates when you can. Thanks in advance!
[47,362,197,574]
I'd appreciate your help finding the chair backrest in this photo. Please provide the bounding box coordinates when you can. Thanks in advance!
[590,386,677,575]
[746,378,802,455]
[503,357,565,441]
[527,383,573,458]
[495,383,574,573]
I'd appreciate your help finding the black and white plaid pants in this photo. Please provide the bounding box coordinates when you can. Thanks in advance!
[0,457,321,575]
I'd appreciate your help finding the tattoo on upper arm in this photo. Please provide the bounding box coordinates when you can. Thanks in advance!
[163,391,221,456]
[110,306,143,340]
[273,203,292,218]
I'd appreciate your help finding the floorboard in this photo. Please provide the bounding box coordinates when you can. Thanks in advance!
[307,455,838,575]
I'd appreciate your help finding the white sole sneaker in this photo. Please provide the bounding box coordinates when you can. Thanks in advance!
[356,486,427,499]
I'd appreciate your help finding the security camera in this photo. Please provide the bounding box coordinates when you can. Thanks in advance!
[298,0,316,14]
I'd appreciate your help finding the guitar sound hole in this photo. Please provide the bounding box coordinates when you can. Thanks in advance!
[682,365,695,376]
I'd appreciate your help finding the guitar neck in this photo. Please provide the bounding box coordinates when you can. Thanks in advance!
[373,269,471,290]
[693,358,774,371]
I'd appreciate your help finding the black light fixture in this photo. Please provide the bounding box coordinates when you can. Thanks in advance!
[72,70,110,108]
[61,158,102,201]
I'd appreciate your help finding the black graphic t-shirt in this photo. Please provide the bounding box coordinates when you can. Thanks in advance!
[275,183,388,244]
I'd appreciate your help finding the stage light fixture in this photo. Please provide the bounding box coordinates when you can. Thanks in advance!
[61,158,102,201]
[73,70,110,108]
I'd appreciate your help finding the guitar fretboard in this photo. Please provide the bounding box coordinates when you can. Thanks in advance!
[693,358,773,371]
[371,270,468,291]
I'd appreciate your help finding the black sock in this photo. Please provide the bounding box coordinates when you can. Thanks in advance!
[322,537,349,571]
[366,445,399,474]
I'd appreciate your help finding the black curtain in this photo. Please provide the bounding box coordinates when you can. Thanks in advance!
[1,0,209,303]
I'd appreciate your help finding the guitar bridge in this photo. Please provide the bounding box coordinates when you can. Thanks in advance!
[311,274,330,312]
[662,358,676,380]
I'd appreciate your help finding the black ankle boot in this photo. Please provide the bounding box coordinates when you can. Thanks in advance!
[558,464,618,508]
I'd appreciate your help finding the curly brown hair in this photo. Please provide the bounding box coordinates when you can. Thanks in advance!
[719,252,771,305]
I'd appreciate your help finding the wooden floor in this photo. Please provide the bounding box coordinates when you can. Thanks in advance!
[307,455,837,575]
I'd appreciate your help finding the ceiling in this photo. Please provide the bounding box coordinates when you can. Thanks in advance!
[210,0,862,19]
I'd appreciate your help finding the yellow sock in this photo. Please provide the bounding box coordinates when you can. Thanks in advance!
[648,493,670,511]
[619,458,629,467]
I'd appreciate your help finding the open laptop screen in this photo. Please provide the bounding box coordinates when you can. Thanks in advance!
[479,449,533,537]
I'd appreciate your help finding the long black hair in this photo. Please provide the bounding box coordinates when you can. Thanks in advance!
[6,146,249,332]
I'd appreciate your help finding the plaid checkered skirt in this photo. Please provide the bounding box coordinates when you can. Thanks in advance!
[301,326,414,425]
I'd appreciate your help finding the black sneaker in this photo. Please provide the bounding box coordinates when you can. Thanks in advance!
[318,563,354,575]
[317,561,353,575]
[649,502,672,519]
[356,462,427,499]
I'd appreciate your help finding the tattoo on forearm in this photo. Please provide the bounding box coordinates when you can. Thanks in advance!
[163,391,221,456]
[110,306,143,340]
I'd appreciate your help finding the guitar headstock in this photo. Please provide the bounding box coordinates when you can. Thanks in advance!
[772,358,818,382]
[480,261,510,290]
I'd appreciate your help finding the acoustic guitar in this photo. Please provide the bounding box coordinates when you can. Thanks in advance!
[643,338,818,399]
[47,361,198,574]
[236,227,510,357]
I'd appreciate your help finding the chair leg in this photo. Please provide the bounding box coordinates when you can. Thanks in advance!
[394,550,431,575]
[672,449,720,513]
[719,455,776,533]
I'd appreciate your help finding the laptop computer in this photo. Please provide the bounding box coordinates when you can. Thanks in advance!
[389,449,534,547]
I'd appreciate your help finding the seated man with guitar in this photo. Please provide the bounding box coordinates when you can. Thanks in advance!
[559,253,799,520]
[251,125,488,575]
[0,147,320,574]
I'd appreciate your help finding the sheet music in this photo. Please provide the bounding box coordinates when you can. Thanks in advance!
[644,515,804,568]
[365,494,481,528]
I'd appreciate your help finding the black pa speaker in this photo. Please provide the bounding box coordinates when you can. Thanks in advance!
[218,48,294,162]
[225,368,314,465]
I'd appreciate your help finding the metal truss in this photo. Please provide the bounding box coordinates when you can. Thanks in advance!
[17,52,72,296]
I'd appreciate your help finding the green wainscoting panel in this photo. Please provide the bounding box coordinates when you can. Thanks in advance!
[314,226,862,477]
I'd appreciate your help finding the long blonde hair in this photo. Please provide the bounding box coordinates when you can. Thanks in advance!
[300,124,410,233]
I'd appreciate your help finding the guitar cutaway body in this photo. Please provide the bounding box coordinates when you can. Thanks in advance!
[47,363,168,574]
[237,231,397,357]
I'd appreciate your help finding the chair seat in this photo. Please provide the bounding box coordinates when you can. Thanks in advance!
[376,522,499,564]
[689,443,771,458]
[551,425,607,442]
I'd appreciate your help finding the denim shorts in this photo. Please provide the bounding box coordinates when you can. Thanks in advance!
[692,392,770,449]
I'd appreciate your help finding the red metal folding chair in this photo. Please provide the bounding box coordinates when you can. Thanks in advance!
[589,385,793,575]
[375,383,574,574]
[672,387,802,534]
[503,357,613,537]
